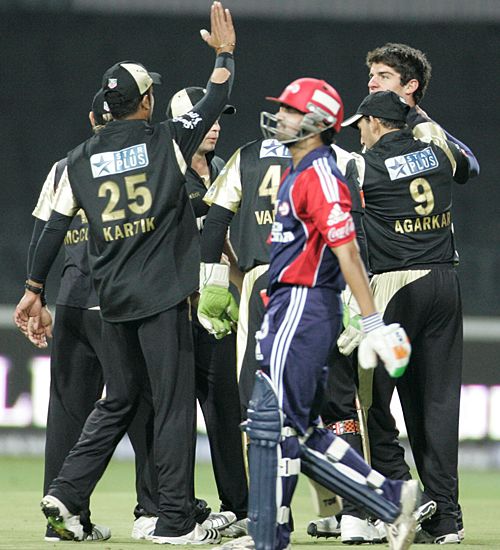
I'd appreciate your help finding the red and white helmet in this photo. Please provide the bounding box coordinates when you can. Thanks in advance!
[267,77,344,133]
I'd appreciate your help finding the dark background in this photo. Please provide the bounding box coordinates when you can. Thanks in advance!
[0,10,498,316]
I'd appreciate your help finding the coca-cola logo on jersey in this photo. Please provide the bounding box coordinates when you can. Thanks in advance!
[327,217,354,243]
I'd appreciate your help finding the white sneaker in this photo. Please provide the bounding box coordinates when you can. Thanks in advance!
[341,515,384,544]
[414,500,437,524]
[372,519,388,543]
[41,495,85,541]
[414,528,461,545]
[386,480,420,550]
[132,515,158,540]
[41,495,111,542]
[82,524,111,541]
[152,523,221,545]
[435,533,461,544]
[219,518,248,538]
[307,515,341,538]
[202,511,237,531]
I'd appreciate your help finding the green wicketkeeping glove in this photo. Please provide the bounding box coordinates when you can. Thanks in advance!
[198,263,239,339]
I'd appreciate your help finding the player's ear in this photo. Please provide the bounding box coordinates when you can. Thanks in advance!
[89,111,96,128]
[142,90,153,111]
[404,78,419,97]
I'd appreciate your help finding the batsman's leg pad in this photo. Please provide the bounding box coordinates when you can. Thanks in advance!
[300,445,399,524]
[243,371,282,550]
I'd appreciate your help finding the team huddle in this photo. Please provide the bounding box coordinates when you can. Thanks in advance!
[14,2,478,549]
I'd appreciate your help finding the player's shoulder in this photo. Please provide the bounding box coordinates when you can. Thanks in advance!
[240,138,290,160]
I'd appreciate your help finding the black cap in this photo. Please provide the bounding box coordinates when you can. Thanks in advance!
[166,86,236,118]
[91,89,112,126]
[342,91,410,128]
[101,60,162,105]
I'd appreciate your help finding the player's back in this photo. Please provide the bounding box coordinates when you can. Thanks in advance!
[362,127,456,273]
[67,119,200,322]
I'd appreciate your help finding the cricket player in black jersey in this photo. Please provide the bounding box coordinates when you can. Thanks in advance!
[166,87,249,536]
[25,92,112,542]
[15,2,236,544]
[341,90,470,545]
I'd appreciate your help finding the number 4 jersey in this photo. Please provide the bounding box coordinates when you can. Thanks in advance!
[357,124,465,274]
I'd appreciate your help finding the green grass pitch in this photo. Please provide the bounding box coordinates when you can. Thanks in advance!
[0,456,499,549]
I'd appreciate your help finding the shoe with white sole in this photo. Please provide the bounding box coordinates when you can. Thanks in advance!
[307,515,341,538]
[386,480,420,550]
[415,500,437,524]
[132,515,158,540]
[341,515,384,544]
[219,518,248,538]
[202,511,237,531]
[41,495,110,542]
[152,523,221,545]
[372,519,388,543]
[414,528,461,544]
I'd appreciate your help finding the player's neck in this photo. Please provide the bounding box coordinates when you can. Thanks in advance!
[191,152,210,177]
[289,135,322,168]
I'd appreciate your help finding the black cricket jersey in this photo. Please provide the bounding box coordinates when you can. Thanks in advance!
[56,81,232,322]
[361,127,462,273]
[204,138,291,272]
[185,153,224,230]
[32,158,98,309]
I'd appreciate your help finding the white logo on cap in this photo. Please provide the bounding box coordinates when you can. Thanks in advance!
[108,78,118,89]
[287,83,300,94]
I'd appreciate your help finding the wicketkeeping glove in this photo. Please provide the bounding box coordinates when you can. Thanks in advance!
[358,312,411,378]
[337,286,363,356]
[198,263,239,339]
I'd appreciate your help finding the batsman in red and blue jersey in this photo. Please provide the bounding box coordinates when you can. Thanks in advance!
[241,78,417,550]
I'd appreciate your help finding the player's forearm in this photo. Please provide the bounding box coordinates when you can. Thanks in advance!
[201,204,234,263]
[27,217,46,277]
[331,240,376,318]
[29,211,72,284]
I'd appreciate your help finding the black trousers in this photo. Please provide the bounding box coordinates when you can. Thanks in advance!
[192,314,248,519]
[44,306,157,519]
[48,302,198,537]
[368,268,462,537]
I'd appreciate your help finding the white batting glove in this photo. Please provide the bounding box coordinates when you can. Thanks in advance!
[358,312,411,378]
[337,286,362,355]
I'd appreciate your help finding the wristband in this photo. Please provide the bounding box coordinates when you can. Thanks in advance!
[215,51,234,69]
[360,312,384,333]
[25,281,44,295]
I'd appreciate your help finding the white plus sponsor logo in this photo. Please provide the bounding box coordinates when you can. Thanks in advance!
[259,139,291,159]
[385,146,439,181]
[90,143,149,178]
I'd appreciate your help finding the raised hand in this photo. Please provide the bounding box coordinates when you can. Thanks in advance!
[200,1,235,54]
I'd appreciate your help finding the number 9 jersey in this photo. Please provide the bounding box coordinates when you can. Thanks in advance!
[358,122,466,274]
